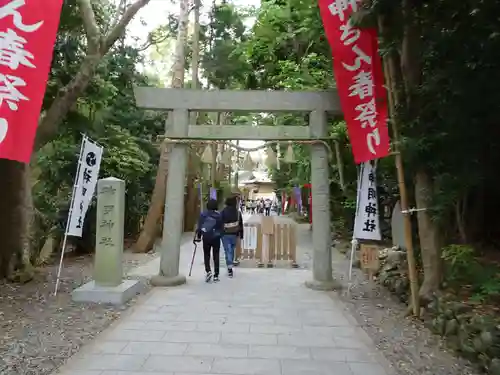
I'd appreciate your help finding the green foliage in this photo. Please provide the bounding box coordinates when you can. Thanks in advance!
[31,0,164,254]
[442,244,477,282]
[472,278,500,303]
[374,0,500,243]
[202,3,250,89]
[442,244,500,303]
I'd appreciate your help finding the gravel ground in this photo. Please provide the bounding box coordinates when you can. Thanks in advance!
[295,224,480,375]
[0,250,157,375]
[328,243,482,375]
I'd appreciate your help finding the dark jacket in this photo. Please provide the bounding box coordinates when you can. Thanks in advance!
[220,206,244,238]
[196,209,223,241]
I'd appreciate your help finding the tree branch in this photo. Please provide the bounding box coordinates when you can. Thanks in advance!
[137,32,172,52]
[110,0,128,30]
[101,0,151,54]
[34,0,151,151]
[77,0,102,54]
[188,4,197,15]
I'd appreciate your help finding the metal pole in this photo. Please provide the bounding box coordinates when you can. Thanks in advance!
[54,136,86,296]
[348,164,363,287]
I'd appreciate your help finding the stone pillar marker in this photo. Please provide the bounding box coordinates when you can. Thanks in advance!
[72,177,142,304]
[94,177,125,286]
[305,110,341,291]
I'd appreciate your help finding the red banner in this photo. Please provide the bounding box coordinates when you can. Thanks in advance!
[318,0,389,164]
[0,0,63,163]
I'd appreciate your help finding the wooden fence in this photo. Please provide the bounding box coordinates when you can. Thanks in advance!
[235,217,298,268]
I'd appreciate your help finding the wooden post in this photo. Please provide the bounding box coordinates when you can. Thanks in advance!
[262,216,274,268]
[236,230,242,261]
[379,18,420,316]
[290,223,298,268]
[255,224,263,267]
[256,224,263,265]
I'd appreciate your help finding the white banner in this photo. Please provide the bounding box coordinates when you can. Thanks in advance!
[67,136,103,237]
[353,161,381,241]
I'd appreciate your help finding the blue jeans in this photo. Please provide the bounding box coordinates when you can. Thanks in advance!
[222,234,237,269]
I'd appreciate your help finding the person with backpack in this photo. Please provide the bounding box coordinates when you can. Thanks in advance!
[195,199,224,283]
[220,195,243,278]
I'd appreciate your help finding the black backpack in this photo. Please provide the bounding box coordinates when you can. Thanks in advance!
[200,212,220,238]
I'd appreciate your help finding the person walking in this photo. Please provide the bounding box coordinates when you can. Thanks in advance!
[276,198,282,215]
[264,199,271,216]
[221,196,244,278]
[195,199,223,283]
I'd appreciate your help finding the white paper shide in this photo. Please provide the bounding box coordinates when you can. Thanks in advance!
[353,161,381,241]
[67,137,103,237]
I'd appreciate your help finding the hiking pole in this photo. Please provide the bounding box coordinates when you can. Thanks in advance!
[189,242,197,277]
[189,233,200,277]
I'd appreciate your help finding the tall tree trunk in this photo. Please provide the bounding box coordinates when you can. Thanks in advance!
[133,142,169,252]
[134,0,190,252]
[183,0,202,232]
[234,140,240,188]
[16,165,35,282]
[217,143,225,180]
[400,0,443,302]
[0,162,33,280]
[227,154,232,185]
[210,112,221,187]
[455,196,468,243]
[0,160,23,278]
[415,169,443,302]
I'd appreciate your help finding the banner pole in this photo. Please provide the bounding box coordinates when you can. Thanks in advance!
[348,164,363,293]
[379,17,420,316]
[54,136,86,296]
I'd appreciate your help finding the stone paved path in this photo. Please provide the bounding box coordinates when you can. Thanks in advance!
[55,217,394,375]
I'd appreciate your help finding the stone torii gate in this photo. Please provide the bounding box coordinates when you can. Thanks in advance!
[134,88,342,291]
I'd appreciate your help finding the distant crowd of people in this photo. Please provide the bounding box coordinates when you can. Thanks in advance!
[240,197,281,216]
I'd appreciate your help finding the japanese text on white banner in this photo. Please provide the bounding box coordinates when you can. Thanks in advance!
[353,161,381,241]
[67,137,103,237]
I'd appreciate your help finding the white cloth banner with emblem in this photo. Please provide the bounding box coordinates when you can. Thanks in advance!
[67,136,103,237]
[353,161,381,241]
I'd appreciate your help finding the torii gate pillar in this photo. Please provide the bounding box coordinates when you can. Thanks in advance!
[305,111,341,291]
[151,109,189,286]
